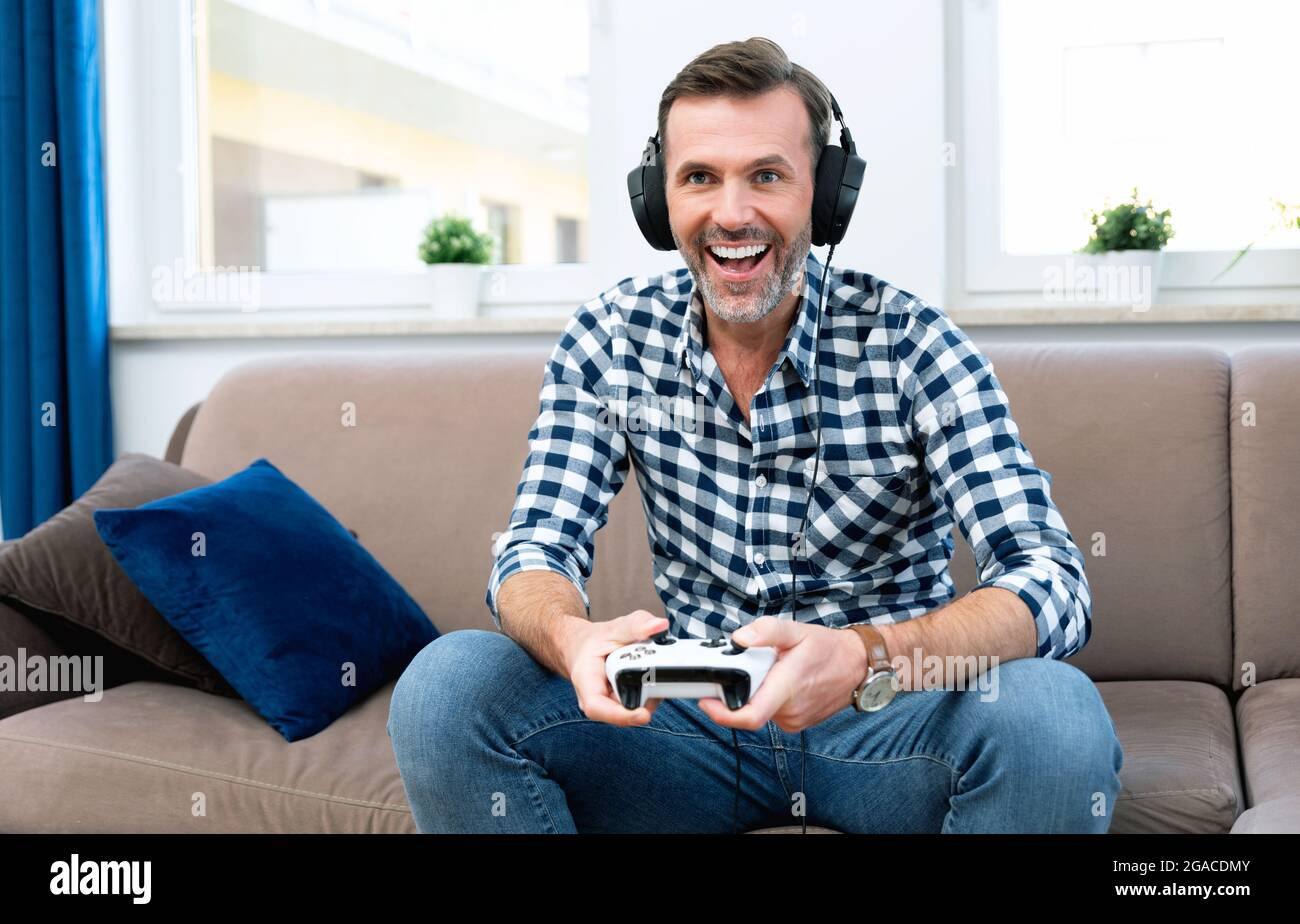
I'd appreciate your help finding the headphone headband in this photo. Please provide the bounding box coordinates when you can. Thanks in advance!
[627,90,865,251]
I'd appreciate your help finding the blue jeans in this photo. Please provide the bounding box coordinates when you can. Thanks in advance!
[386,629,1124,833]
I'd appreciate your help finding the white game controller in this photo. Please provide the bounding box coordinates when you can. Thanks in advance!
[605,631,778,711]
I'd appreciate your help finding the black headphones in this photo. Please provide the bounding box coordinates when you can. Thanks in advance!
[626,91,865,251]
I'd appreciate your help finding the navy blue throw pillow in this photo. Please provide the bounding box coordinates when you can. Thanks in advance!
[92,457,438,741]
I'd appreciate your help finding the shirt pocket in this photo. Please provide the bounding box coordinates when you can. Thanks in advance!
[801,458,914,579]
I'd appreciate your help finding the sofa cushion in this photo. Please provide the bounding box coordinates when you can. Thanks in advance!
[1097,680,1242,833]
[748,680,1247,835]
[0,453,236,697]
[0,680,413,832]
[92,457,438,742]
[1233,677,1300,807]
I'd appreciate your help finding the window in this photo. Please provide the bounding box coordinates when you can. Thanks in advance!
[483,201,518,265]
[956,0,1300,303]
[555,216,584,264]
[211,138,403,271]
[106,0,597,324]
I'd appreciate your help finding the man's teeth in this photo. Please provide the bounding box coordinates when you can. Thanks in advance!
[709,243,770,260]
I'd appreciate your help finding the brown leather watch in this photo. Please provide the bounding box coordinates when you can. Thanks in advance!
[843,623,900,712]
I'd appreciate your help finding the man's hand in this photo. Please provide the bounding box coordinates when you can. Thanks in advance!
[560,610,671,727]
[697,617,867,733]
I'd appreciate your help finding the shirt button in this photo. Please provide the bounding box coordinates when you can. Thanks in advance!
[754,551,767,566]
[755,474,767,489]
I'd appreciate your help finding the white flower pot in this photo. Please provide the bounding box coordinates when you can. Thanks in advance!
[1052,250,1163,311]
[426,263,483,319]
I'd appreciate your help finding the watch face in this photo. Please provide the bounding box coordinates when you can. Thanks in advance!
[860,674,898,711]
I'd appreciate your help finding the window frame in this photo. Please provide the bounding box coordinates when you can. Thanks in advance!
[951,0,1300,306]
[103,0,597,328]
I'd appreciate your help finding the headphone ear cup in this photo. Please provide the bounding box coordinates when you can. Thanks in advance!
[627,149,676,252]
[641,159,675,251]
[811,144,865,247]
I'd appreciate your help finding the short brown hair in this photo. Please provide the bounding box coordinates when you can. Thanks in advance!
[657,36,833,175]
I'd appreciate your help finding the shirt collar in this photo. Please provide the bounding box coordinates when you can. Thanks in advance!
[675,248,827,388]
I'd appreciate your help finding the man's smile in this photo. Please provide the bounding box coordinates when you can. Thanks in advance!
[704,241,776,284]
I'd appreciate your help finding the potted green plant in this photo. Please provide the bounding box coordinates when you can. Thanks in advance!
[418,212,495,319]
[1077,188,1174,306]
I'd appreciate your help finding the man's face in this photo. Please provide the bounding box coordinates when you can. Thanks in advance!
[664,87,816,325]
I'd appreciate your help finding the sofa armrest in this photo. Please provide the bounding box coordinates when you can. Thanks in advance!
[165,401,203,465]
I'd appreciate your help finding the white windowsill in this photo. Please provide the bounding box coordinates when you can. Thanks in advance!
[945,302,1300,326]
[107,302,1300,340]
[109,314,572,340]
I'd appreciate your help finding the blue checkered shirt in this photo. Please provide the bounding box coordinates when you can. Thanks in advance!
[487,249,1091,659]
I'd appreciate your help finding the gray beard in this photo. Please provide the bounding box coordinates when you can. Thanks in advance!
[676,220,812,325]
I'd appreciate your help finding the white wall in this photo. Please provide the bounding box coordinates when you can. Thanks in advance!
[589,0,947,301]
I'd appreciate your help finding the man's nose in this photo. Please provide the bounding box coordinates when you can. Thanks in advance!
[710,175,761,231]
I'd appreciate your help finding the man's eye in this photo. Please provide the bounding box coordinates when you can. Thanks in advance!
[686,172,710,185]
[756,170,780,183]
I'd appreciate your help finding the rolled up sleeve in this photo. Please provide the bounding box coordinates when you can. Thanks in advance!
[895,300,1092,660]
[485,302,629,630]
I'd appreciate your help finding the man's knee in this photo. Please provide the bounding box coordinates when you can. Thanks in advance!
[387,629,527,746]
[988,657,1124,788]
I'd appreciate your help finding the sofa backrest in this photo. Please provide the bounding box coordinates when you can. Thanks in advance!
[179,352,659,637]
[178,343,1236,684]
[948,344,1232,686]
[1229,346,1300,690]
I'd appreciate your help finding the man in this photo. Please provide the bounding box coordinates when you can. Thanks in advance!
[388,36,1123,834]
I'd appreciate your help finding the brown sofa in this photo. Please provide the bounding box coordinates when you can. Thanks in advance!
[1,343,1298,833]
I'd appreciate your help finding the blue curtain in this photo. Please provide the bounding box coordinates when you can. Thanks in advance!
[0,0,113,540]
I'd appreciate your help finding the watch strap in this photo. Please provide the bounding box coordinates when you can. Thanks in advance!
[847,623,892,676]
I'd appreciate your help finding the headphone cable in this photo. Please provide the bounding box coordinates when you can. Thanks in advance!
[732,728,740,835]
[792,242,835,836]
[728,242,835,836]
